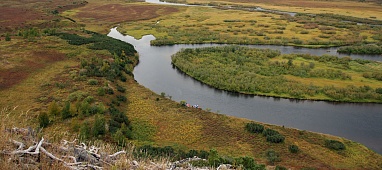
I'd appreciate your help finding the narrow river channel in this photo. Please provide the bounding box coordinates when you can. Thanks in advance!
[108,28,382,155]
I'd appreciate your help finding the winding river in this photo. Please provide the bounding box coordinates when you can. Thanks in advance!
[107,0,382,155]
[108,28,382,155]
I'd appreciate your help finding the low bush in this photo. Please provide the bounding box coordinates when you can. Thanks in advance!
[266,134,285,143]
[265,149,280,165]
[289,145,299,153]
[87,79,98,85]
[376,88,382,94]
[38,112,50,128]
[262,129,279,137]
[325,140,346,150]
[245,122,264,133]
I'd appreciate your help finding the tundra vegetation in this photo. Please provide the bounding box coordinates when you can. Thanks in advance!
[118,3,382,52]
[1,0,382,169]
[172,46,382,102]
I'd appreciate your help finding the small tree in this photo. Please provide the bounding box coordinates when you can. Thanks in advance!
[61,101,71,120]
[79,122,91,140]
[48,101,60,118]
[38,112,50,128]
[5,33,11,41]
[92,115,106,138]
[112,129,127,147]
[208,149,220,167]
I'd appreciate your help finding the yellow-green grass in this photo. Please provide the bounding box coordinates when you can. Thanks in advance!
[272,57,382,89]
[118,5,374,47]
[184,0,382,20]
[1,0,382,169]
[123,76,382,168]
[2,35,380,168]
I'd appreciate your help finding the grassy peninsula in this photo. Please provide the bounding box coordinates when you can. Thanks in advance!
[1,0,382,169]
[172,46,382,102]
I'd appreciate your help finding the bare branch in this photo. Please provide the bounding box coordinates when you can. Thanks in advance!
[108,151,126,159]
[34,137,44,154]
[11,140,24,150]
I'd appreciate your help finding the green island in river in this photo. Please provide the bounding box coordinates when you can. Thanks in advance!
[1,0,382,169]
[172,45,382,103]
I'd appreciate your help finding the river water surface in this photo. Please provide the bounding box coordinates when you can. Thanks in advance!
[108,28,382,154]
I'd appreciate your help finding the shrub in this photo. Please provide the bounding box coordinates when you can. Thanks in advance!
[112,129,127,146]
[116,95,127,102]
[289,145,299,153]
[107,88,114,95]
[208,149,220,167]
[92,115,106,138]
[38,112,50,128]
[266,134,285,143]
[116,85,126,93]
[245,122,264,133]
[79,122,91,140]
[325,140,346,150]
[376,88,382,94]
[61,101,72,120]
[234,156,265,170]
[5,33,11,41]
[276,166,287,170]
[83,96,94,103]
[97,87,105,96]
[262,129,279,137]
[137,145,176,158]
[87,79,98,85]
[48,101,60,117]
[265,149,280,165]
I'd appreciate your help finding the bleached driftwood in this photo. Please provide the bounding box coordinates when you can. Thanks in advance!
[3,128,127,170]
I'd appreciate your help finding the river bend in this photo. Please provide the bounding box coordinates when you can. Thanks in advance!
[107,28,382,155]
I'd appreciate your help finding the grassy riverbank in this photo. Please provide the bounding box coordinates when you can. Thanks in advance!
[117,1,382,48]
[172,46,382,103]
[1,0,382,169]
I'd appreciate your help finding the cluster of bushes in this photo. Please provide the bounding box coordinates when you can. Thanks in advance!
[172,46,382,102]
[263,129,285,143]
[245,122,285,143]
[363,72,382,81]
[338,44,382,55]
[36,30,136,146]
[135,146,265,169]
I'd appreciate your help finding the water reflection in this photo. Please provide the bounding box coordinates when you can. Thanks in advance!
[107,28,382,155]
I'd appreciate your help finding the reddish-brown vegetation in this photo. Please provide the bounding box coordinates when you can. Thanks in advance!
[0,7,51,32]
[76,4,179,23]
[0,0,86,33]
[0,50,66,90]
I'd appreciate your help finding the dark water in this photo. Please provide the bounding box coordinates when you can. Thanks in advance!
[108,28,382,154]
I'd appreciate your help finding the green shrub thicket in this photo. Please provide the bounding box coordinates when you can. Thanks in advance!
[171,46,382,102]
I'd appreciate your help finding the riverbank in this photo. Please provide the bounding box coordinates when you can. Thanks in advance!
[171,46,382,103]
[1,0,381,168]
